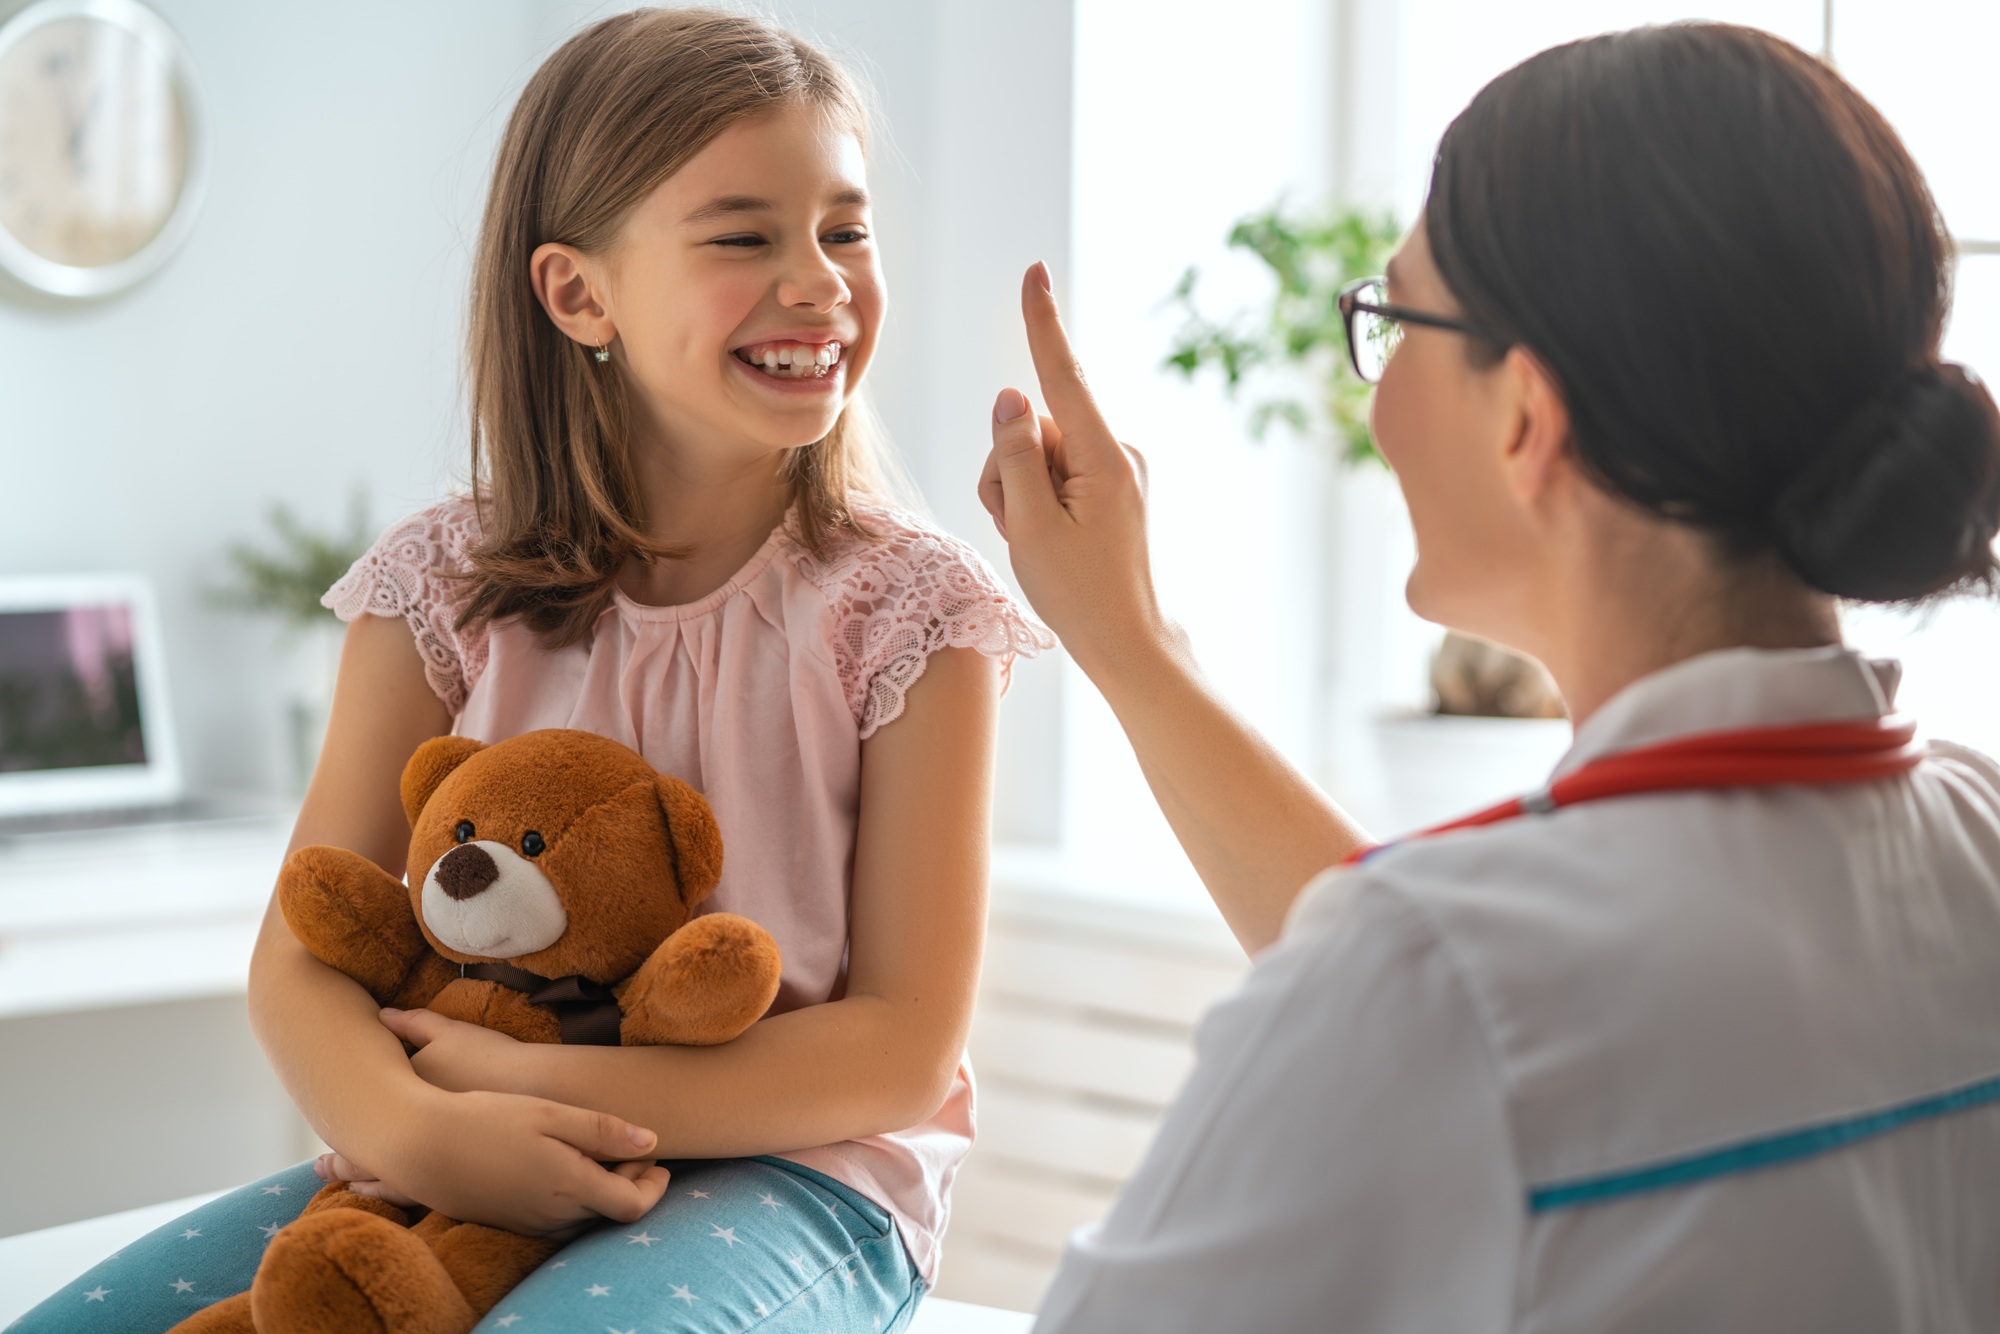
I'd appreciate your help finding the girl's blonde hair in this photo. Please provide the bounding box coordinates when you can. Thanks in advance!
[460,7,900,646]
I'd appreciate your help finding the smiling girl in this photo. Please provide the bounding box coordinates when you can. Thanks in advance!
[16,10,1045,1334]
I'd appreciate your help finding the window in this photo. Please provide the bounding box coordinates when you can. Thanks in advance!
[1832,0,2000,755]
[1052,1,2000,890]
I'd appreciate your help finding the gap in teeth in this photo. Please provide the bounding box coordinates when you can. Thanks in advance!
[745,342,841,377]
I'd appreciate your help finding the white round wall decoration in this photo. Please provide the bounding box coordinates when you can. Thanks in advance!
[0,0,205,300]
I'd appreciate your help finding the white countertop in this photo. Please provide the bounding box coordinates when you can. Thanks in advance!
[0,823,1238,1022]
[0,814,293,1019]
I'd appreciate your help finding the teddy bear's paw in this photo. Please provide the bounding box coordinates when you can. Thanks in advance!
[250,1207,476,1334]
[621,911,784,1046]
[280,846,436,1004]
[419,1218,563,1316]
[162,1290,255,1334]
[299,1179,414,1225]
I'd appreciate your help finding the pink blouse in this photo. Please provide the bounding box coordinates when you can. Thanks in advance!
[324,495,1050,1282]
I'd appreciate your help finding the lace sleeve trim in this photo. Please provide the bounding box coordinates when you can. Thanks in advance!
[806,508,1055,739]
[321,498,488,716]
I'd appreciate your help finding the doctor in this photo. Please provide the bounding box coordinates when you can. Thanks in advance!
[980,22,2000,1331]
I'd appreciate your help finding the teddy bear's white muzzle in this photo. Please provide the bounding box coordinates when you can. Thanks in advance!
[421,840,568,958]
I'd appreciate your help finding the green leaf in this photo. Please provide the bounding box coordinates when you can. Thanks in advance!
[207,491,375,632]
[1166,203,1402,467]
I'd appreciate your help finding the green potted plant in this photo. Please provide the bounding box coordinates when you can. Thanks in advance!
[209,495,372,794]
[1165,205,1568,829]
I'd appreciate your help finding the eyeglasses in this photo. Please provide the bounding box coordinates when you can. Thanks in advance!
[1337,277,1497,384]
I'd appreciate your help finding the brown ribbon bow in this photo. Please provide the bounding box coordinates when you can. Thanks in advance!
[460,961,624,1046]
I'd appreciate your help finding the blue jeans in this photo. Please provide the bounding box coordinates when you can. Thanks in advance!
[10,1157,923,1333]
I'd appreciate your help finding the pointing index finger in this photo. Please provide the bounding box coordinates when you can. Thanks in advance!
[1021,263,1118,462]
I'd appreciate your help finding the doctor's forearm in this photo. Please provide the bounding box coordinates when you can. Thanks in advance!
[1092,623,1369,955]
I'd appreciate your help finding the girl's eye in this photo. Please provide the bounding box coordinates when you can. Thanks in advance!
[713,235,766,248]
[521,831,545,857]
[454,821,475,844]
[824,229,869,244]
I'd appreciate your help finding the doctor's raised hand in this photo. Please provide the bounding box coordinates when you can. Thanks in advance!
[977,262,1160,678]
[979,262,1367,954]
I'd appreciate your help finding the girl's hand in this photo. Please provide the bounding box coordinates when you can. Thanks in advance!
[313,1150,422,1209]
[978,262,1166,680]
[379,1006,530,1096]
[318,1085,670,1236]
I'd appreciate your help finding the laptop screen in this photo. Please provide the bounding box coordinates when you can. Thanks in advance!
[0,603,149,774]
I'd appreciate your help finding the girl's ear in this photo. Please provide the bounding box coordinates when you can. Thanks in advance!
[654,775,724,907]
[400,736,487,827]
[529,242,617,349]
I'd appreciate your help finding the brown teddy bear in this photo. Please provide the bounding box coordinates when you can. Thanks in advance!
[171,728,782,1334]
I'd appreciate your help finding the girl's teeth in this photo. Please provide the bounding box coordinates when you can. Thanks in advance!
[743,343,844,377]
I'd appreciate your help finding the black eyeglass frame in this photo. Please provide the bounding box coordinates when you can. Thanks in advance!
[1337,276,1500,384]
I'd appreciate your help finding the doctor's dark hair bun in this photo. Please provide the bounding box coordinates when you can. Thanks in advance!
[1425,22,2000,603]
[1773,363,2000,600]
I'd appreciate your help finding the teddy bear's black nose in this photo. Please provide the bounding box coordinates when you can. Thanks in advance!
[437,843,500,900]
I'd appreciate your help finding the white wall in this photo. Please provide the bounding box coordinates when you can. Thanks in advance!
[0,0,543,793]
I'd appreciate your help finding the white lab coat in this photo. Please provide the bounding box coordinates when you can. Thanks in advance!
[1035,646,2000,1332]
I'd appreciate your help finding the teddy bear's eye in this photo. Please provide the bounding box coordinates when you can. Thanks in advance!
[520,830,545,857]
[454,820,475,844]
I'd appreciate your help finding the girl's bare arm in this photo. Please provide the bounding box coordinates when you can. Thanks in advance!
[250,614,668,1233]
[249,614,447,1158]
[383,644,1000,1155]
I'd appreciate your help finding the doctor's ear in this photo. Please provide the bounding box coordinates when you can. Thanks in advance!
[529,242,617,351]
[1499,345,1577,506]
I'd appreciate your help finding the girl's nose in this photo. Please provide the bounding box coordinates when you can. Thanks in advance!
[777,250,850,312]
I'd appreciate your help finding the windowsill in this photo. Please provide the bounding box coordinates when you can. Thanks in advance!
[990,843,1240,960]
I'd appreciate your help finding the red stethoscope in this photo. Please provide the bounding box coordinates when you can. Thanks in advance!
[1343,715,1925,868]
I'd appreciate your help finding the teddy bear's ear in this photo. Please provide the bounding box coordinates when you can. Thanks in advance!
[655,775,724,907]
[400,736,487,827]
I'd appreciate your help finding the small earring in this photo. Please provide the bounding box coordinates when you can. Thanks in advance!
[593,342,610,364]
